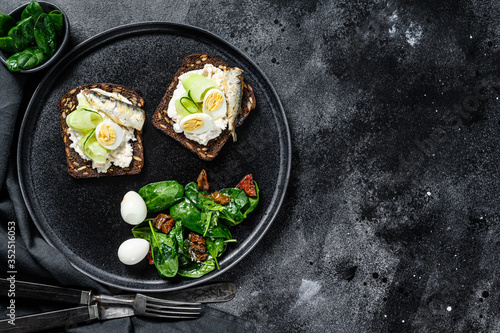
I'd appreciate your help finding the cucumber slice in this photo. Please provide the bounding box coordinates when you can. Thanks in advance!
[80,129,108,164]
[66,108,103,131]
[175,93,200,119]
[182,74,218,103]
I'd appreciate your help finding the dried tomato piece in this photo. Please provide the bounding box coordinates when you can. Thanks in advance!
[152,213,175,234]
[189,232,208,262]
[197,169,209,191]
[236,174,257,197]
[211,191,231,205]
[147,250,154,265]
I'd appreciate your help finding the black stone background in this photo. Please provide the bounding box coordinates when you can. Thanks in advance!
[2,0,500,332]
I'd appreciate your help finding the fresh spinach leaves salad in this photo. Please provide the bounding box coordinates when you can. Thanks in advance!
[0,1,64,71]
[118,170,259,279]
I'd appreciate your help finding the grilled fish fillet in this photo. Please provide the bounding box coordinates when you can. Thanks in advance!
[82,89,146,131]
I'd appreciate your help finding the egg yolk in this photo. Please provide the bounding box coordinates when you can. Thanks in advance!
[98,124,116,146]
[205,92,223,112]
[183,118,204,132]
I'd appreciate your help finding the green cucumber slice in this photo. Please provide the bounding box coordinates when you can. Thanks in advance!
[80,129,107,164]
[181,74,218,103]
[66,108,103,131]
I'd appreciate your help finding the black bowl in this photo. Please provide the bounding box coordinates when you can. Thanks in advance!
[0,1,70,74]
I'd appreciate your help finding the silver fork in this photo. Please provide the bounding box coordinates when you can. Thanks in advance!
[96,293,202,319]
[0,278,202,319]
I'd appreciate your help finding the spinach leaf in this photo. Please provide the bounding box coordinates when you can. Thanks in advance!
[21,1,44,20]
[177,259,216,278]
[170,198,201,227]
[206,237,227,269]
[34,13,56,56]
[219,181,260,225]
[184,182,205,210]
[138,180,184,213]
[0,15,16,37]
[131,222,152,241]
[6,47,47,72]
[8,17,35,51]
[148,221,179,278]
[170,198,232,239]
[0,36,17,53]
[48,10,63,35]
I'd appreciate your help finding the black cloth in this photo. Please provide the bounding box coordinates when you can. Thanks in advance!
[0,64,255,332]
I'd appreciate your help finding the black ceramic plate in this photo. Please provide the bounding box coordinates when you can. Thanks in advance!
[17,22,291,291]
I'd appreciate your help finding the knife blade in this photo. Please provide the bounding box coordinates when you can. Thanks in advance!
[0,278,236,304]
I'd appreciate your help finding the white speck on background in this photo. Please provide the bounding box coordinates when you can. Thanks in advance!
[427,191,431,196]
[405,23,423,46]
[447,306,452,311]
[388,11,398,36]
[290,279,322,310]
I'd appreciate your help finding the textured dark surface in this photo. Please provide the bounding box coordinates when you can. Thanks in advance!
[2,0,500,332]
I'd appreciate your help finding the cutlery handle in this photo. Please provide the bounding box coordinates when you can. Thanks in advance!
[0,278,91,305]
[0,305,98,333]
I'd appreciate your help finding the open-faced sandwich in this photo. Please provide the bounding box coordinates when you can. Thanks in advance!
[58,83,146,178]
[152,54,257,161]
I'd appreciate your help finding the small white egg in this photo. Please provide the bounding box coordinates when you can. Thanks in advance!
[180,113,215,134]
[202,88,227,120]
[120,191,147,225]
[95,121,124,150]
[118,238,150,265]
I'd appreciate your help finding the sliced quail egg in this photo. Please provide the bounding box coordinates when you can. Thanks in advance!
[121,191,147,225]
[180,113,215,134]
[95,121,124,150]
[202,88,227,120]
[118,238,150,265]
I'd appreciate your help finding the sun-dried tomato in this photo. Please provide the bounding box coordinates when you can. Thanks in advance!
[147,250,154,265]
[152,213,175,234]
[236,174,257,197]
[211,191,231,205]
[189,232,208,262]
[197,169,209,191]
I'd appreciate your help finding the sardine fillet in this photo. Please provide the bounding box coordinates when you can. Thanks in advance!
[82,89,146,131]
[224,67,244,142]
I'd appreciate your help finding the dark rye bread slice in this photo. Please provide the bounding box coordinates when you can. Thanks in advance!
[152,54,257,161]
[58,83,145,179]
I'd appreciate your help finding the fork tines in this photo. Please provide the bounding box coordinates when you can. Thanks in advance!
[138,294,202,319]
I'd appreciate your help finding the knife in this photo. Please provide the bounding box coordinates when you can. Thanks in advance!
[0,303,134,333]
[0,278,235,304]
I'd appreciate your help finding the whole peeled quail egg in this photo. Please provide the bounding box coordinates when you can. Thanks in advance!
[120,191,147,225]
[118,238,150,265]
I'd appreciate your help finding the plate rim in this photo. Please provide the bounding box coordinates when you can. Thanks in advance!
[17,21,292,292]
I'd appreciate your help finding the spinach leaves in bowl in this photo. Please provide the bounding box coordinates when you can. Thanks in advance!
[0,1,69,73]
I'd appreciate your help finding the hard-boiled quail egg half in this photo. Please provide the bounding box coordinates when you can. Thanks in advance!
[95,121,124,150]
[118,238,150,265]
[121,191,147,225]
[180,113,215,134]
[202,88,227,120]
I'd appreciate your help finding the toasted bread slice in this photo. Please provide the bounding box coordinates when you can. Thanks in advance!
[58,83,145,179]
[152,54,257,161]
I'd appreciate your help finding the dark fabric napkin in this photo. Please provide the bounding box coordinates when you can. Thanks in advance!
[0,64,255,332]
